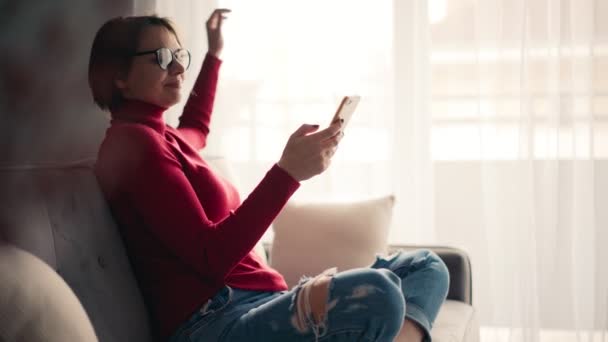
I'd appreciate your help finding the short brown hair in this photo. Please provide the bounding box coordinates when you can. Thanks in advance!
[88,16,181,111]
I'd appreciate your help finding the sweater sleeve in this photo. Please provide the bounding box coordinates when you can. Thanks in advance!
[177,53,222,150]
[126,130,299,281]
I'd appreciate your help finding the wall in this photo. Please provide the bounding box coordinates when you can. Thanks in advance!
[0,1,133,166]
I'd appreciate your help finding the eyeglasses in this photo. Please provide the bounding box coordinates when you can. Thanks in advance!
[133,47,191,70]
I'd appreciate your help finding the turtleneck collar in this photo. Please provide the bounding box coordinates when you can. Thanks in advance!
[110,99,167,134]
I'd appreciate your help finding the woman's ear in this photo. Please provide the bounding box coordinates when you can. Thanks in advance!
[114,78,127,91]
[114,70,129,91]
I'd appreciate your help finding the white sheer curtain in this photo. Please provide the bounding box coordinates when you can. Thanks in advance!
[432,1,606,341]
[136,0,607,341]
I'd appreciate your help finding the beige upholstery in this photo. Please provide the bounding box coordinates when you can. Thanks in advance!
[0,244,98,342]
[431,300,480,342]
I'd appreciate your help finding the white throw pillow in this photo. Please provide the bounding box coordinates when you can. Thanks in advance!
[0,244,98,342]
[270,195,395,288]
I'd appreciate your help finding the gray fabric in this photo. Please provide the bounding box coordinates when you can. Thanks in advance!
[0,165,154,342]
[0,170,58,268]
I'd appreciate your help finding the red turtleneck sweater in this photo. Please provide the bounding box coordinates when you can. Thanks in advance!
[94,54,298,339]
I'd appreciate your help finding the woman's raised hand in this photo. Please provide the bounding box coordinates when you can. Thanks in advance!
[206,9,231,58]
[277,120,344,182]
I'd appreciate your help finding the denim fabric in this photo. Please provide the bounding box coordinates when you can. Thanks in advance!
[169,249,449,342]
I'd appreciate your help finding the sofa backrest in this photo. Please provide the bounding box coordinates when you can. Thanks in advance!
[0,162,154,342]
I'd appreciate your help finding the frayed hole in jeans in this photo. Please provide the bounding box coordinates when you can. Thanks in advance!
[289,267,338,341]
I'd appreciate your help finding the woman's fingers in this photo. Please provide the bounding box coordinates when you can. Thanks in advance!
[306,121,342,141]
[216,8,231,27]
[320,133,341,148]
[321,130,344,159]
[291,124,320,138]
[207,8,231,29]
[277,122,344,181]
[206,9,231,57]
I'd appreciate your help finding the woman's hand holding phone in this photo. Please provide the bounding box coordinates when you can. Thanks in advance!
[277,120,344,182]
[277,96,360,181]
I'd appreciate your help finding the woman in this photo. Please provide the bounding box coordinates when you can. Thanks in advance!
[90,9,449,342]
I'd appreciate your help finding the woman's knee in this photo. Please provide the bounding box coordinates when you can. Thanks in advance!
[337,268,402,298]
[334,268,405,325]
[416,249,450,296]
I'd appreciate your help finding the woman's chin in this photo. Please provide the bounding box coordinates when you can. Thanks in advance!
[159,93,181,108]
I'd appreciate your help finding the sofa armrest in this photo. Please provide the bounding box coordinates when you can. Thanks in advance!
[387,244,472,305]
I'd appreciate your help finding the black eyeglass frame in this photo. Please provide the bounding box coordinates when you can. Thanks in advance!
[133,47,191,70]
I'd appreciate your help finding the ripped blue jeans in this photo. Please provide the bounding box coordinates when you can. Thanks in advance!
[169,249,450,342]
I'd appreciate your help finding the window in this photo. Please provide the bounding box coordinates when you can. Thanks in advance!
[429,0,608,160]
[203,0,396,201]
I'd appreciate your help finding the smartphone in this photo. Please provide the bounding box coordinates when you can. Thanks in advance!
[330,96,361,129]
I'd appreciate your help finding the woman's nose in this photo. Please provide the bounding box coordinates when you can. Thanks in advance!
[169,60,185,75]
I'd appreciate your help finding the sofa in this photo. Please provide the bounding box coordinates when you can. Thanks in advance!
[0,157,479,342]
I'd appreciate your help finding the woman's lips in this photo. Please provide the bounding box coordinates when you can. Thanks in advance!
[165,82,181,89]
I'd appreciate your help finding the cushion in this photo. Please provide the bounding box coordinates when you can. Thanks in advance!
[0,244,98,342]
[270,195,395,288]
